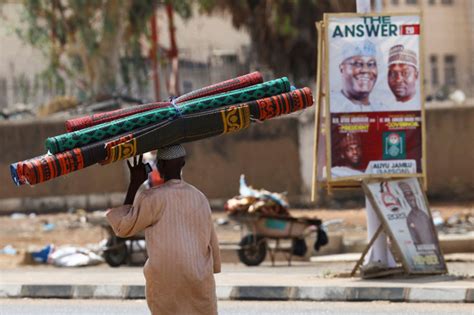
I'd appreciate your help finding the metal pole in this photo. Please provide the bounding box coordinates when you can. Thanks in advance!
[356,0,371,14]
[150,10,160,101]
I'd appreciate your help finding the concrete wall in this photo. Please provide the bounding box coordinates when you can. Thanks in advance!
[425,105,474,198]
[183,117,302,200]
[0,105,473,213]
[0,116,303,212]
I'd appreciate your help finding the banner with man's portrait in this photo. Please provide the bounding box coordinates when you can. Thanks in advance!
[363,178,447,274]
[323,13,425,182]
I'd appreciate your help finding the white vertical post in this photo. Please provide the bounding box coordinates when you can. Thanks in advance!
[364,196,396,267]
[356,0,395,269]
[374,0,383,13]
[356,0,371,13]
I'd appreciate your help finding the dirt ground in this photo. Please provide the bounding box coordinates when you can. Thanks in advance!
[0,201,472,269]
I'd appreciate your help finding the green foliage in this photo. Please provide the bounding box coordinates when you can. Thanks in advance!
[14,0,194,100]
[168,0,202,19]
[200,0,356,86]
[12,0,354,100]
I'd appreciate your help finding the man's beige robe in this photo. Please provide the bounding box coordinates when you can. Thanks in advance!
[106,179,221,315]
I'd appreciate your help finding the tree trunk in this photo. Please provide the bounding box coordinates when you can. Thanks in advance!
[167,4,179,97]
[92,0,131,98]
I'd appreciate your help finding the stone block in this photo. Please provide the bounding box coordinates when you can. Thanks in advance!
[93,285,125,299]
[231,286,290,300]
[125,285,145,299]
[21,285,73,298]
[408,288,466,302]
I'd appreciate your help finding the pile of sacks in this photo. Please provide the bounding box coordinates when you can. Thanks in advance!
[224,175,290,216]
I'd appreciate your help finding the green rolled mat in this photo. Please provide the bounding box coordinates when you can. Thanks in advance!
[45,77,291,154]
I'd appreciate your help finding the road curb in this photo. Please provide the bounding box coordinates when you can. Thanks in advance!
[1,284,472,303]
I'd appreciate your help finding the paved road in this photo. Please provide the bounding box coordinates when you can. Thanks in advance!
[1,299,473,315]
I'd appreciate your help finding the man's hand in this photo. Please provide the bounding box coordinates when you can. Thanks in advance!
[124,155,147,205]
[127,155,148,188]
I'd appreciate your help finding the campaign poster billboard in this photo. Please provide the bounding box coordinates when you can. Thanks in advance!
[363,178,447,274]
[324,13,425,181]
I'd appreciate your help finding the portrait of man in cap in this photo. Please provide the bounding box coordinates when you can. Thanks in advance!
[387,44,419,106]
[398,181,438,251]
[331,40,384,113]
[331,133,365,177]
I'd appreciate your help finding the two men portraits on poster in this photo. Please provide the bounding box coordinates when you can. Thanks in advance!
[327,15,422,179]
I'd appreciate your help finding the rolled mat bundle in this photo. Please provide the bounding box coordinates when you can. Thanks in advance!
[65,72,263,132]
[106,88,313,163]
[10,72,313,186]
[46,77,290,154]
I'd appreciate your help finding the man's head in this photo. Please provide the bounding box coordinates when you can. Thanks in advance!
[339,133,362,168]
[387,45,419,102]
[398,181,418,209]
[156,144,186,181]
[339,40,378,105]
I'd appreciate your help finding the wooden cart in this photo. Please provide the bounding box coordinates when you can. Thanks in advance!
[229,213,323,266]
[88,213,146,267]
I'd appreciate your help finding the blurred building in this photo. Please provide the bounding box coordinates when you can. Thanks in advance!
[0,3,251,109]
[1,1,471,109]
[383,0,474,99]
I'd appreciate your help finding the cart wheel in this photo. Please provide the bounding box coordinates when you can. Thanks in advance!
[104,236,128,267]
[238,234,267,266]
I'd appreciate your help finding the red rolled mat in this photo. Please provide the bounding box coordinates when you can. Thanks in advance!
[19,149,85,185]
[65,101,170,132]
[65,72,263,132]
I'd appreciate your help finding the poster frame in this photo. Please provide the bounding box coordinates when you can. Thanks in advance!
[320,12,427,190]
[362,177,448,275]
[311,21,325,201]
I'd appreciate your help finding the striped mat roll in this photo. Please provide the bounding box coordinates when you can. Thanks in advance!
[16,149,88,185]
[65,101,170,132]
[252,87,313,121]
[45,77,290,154]
[12,121,169,185]
[64,72,263,132]
[106,87,313,163]
[10,163,23,186]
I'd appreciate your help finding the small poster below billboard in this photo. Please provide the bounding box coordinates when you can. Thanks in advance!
[363,178,447,274]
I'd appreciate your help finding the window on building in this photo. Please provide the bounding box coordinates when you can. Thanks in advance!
[430,55,439,86]
[406,0,417,4]
[444,55,457,86]
[441,0,453,4]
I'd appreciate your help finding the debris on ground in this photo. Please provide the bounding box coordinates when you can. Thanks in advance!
[0,202,471,269]
[26,243,105,267]
[439,210,474,235]
[0,245,17,255]
[225,174,290,216]
[48,245,104,267]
